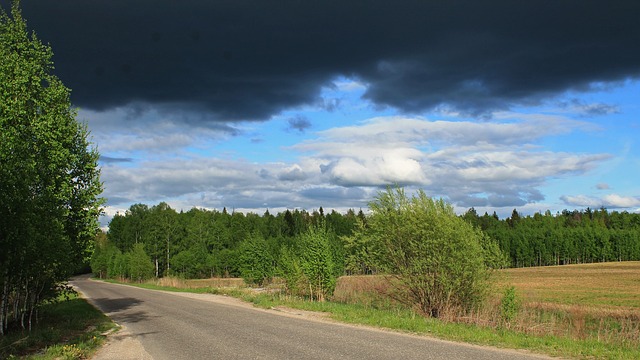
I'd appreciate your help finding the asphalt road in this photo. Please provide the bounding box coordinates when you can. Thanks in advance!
[72,276,551,360]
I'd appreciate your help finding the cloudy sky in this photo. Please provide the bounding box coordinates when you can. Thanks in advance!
[9,0,640,225]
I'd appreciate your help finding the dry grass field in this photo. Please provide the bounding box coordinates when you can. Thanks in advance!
[500,261,640,309]
[334,262,640,310]
[333,262,640,345]
[153,276,246,289]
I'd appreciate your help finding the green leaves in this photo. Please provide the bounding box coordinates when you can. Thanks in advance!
[1,2,103,334]
[279,225,341,301]
[238,232,274,286]
[366,187,500,317]
[128,243,154,283]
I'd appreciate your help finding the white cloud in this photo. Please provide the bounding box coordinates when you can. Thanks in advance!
[81,107,238,155]
[560,194,640,209]
[301,115,594,162]
[333,79,367,92]
[93,109,616,218]
[603,194,640,208]
[293,115,608,207]
[278,164,308,181]
[319,148,427,186]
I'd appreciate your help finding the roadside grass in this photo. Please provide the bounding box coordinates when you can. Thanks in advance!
[104,276,247,293]
[0,293,117,359]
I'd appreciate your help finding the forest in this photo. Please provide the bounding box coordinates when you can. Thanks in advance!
[93,201,640,284]
[464,207,640,267]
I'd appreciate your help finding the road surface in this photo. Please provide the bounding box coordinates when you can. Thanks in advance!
[71,276,551,360]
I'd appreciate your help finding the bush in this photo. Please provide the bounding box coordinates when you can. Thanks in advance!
[238,232,274,286]
[128,243,154,282]
[368,187,504,317]
[279,225,341,301]
[500,286,521,327]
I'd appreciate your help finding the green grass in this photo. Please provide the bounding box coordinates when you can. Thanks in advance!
[0,293,117,359]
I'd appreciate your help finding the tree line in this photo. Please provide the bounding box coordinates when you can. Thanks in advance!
[94,202,640,287]
[94,188,505,314]
[92,204,360,282]
[463,207,640,267]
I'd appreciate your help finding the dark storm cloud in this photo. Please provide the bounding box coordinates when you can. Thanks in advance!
[299,187,368,205]
[10,0,640,121]
[287,115,312,133]
[99,156,133,164]
[558,99,620,117]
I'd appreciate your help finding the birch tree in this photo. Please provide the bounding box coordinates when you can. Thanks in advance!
[0,1,103,334]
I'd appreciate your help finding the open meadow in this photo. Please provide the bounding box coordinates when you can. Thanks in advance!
[501,261,640,309]
[332,262,640,353]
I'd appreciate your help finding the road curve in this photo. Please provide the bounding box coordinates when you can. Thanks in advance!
[71,276,551,360]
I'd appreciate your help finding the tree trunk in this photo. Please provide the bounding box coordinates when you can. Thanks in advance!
[166,235,170,274]
[0,277,8,335]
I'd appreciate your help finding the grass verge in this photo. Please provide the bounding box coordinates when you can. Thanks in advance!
[0,293,117,359]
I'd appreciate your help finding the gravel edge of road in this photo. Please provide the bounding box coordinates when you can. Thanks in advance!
[71,278,153,360]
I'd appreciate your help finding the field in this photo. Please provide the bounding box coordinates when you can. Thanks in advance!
[334,262,640,309]
[153,276,246,289]
[501,262,640,309]
[332,262,640,349]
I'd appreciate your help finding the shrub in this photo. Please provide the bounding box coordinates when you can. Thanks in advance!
[368,187,504,317]
[128,243,154,282]
[280,225,341,301]
[238,232,275,286]
[500,286,521,327]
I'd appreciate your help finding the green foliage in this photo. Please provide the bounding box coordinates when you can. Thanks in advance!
[92,240,154,283]
[280,225,341,301]
[97,189,640,297]
[500,286,521,326]
[342,217,381,275]
[238,232,274,286]
[368,187,501,317]
[90,233,118,279]
[128,243,154,283]
[0,2,103,335]
[298,225,340,301]
[466,207,640,268]
[111,252,130,280]
[278,246,305,295]
[217,248,240,277]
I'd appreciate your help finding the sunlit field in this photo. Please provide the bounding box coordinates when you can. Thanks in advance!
[332,262,640,349]
[500,262,640,309]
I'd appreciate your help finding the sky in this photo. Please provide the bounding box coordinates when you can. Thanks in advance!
[6,0,640,226]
